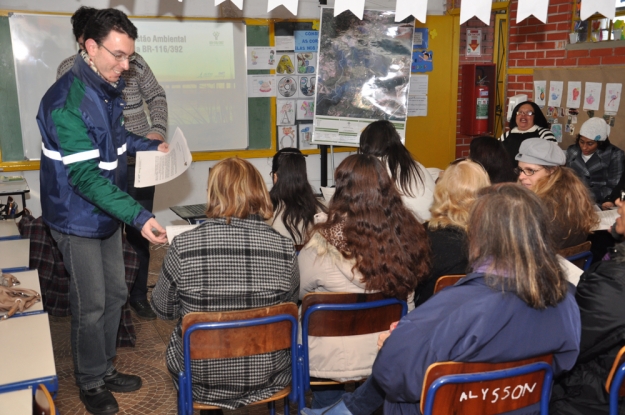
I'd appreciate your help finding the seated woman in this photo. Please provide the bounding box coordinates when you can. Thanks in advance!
[358,120,436,222]
[298,154,430,407]
[550,197,625,414]
[268,148,327,246]
[414,159,490,306]
[516,137,598,249]
[499,101,556,164]
[304,184,581,415]
[469,135,517,183]
[151,157,299,409]
[566,117,624,204]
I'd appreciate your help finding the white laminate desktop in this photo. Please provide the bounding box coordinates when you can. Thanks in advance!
[0,388,32,415]
[0,221,20,240]
[0,313,56,390]
[0,238,29,270]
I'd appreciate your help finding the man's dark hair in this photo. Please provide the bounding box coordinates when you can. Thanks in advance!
[71,7,97,42]
[83,8,138,45]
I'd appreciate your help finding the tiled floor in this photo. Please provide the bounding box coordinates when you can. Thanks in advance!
[50,244,301,415]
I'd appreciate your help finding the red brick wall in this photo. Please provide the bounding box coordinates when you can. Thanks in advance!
[454,0,625,156]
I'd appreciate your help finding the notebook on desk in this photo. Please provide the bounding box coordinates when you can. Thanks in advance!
[170,203,208,222]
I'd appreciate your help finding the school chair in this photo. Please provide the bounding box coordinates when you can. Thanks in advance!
[33,383,56,415]
[559,241,593,271]
[433,275,466,294]
[178,303,300,415]
[421,355,554,415]
[606,345,625,415]
[299,292,408,409]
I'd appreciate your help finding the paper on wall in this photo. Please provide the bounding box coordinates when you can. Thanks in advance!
[534,80,547,107]
[247,47,275,70]
[547,81,563,107]
[583,82,602,111]
[275,36,295,51]
[409,75,428,95]
[408,95,427,117]
[247,75,275,98]
[566,81,582,109]
[135,127,192,188]
[604,83,622,115]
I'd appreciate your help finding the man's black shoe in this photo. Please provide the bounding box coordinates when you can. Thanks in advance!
[129,299,157,320]
[80,385,119,415]
[103,370,143,393]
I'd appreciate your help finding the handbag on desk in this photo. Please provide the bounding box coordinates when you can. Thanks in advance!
[0,274,41,320]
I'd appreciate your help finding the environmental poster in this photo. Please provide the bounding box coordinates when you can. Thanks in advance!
[312,8,414,146]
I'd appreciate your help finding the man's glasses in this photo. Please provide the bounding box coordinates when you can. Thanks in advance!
[100,44,136,62]
[514,167,543,176]
[516,111,535,116]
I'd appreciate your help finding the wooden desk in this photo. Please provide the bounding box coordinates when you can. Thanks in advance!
[0,269,44,318]
[0,220,20,240]
[0,313,57,394]
[0,238,30,271]
[0,388,32,415]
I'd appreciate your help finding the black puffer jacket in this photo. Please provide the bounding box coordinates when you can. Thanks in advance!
[550,243,625,415]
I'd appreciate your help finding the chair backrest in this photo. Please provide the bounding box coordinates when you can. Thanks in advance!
[421,355,554,415]
[33,384,55,415]
[182,303,298,359]
[433,275,465,294]
[179,303,300,415]
[300,292,407,337]
[559,241,593,271]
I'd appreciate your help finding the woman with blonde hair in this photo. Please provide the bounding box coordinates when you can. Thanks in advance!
[516,137,598,249]
[414,159,490,306]
[151,157,299,409]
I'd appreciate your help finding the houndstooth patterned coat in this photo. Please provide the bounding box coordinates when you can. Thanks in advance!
[151,215,299,408]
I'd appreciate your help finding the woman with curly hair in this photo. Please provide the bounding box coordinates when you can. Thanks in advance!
[516,137,598,249]
[358,120,436,222]
[268,148,326,246]
[298,154,430,407]
[414,159,491,306]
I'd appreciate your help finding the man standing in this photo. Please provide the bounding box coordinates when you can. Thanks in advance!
[58,6,168,320]
[38,9,168,415]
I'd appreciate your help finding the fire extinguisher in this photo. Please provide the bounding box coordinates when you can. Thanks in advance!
[475,76,489,135]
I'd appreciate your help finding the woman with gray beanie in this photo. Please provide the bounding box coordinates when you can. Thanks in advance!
[516,137,598,249]
[566,117,624,203]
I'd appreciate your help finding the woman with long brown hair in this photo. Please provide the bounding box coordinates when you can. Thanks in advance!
[298,154,430,407]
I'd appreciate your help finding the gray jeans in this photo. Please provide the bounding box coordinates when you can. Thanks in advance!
[51,227,127,390]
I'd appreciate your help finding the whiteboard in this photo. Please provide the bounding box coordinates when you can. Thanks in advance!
[9,13,249,159]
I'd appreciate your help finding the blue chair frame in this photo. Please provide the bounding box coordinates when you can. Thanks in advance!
[566,251,593,271]
[423,361,553,415]
[609,356,625,415]
[300,298,408,409]
[178,314,300,415]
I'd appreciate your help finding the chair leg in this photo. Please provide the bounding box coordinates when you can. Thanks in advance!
[268,400,276,415]
[284,397,290,415]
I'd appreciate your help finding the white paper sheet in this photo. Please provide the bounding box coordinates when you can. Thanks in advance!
[580,0,616,20]
[278,125,298,149]
[516,0,549,23]
[334,0,366,19]
[298,124,316,150]
[407,95,427,117]
[460,0,492,25]
[247,47,275,70]
[277,100,296,125]
[410,75,428,95]
[267,0,299,15]
[215,0,243,9]
[297,99,315,120]
[135,128,192,188]
[547,81,564,107]
[604,83,622,114]
[247,75,276,98]
[566,81,582,108]
[584,82,603,111]
[275,36,295,52]
[594,208,620,231]
[395,0,427,23]
[534,80,547,107]
[166,224,200,245]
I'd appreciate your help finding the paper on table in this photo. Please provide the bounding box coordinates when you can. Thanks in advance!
[166,224,200,245]
[135,127,192,188]
[593,208,620,231]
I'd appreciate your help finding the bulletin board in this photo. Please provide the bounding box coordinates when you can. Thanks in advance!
[533,67,625,151]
